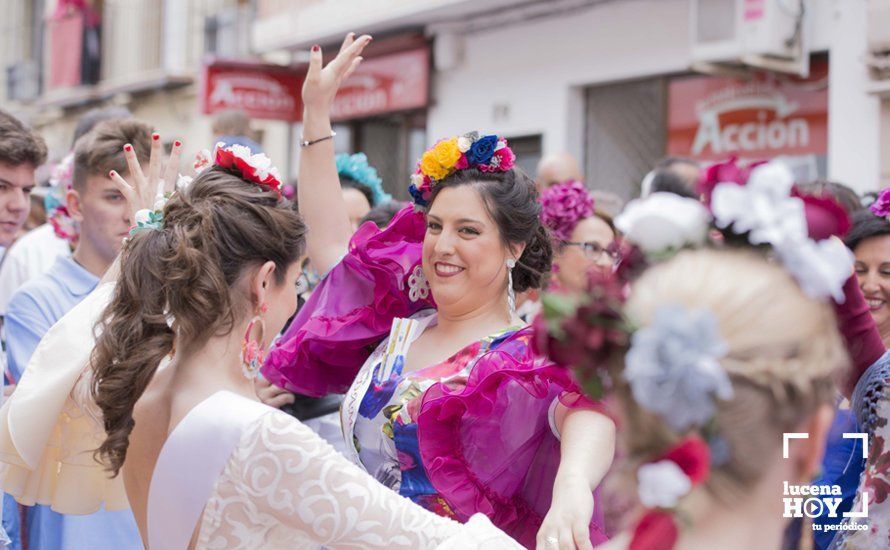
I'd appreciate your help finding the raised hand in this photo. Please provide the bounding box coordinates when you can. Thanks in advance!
[109,133,183,221]
[302,33,372,112]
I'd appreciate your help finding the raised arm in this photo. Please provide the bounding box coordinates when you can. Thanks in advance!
[299,33,372,274]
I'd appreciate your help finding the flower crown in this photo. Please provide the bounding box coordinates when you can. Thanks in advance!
[408,132,516,207]
[130,144,283,237]
[214,142,283,196]
[540,180,595,242]
[336,153,392,205]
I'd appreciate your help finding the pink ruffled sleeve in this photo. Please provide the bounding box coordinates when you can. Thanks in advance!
[416,327,609,548]
[262,206,435,396]
[835,275,886,396]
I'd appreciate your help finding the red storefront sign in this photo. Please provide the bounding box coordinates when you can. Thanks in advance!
[324,46,429,122]
[201,60,302,121]
[667,59,828,162]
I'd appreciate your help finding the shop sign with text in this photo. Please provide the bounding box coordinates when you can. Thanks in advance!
[668,60,828,161]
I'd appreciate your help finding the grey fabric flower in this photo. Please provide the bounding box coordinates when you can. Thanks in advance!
[625,305,733,431]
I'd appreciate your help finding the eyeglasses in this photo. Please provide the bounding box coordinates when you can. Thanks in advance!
[562,241,620,264]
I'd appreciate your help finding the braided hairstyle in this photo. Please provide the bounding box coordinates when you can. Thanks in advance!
[91,166,307,475]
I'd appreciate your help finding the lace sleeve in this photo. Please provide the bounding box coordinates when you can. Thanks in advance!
[219,411,473,549]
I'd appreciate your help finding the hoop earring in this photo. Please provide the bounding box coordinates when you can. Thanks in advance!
[506,258,516,317]
[241,303,268,380]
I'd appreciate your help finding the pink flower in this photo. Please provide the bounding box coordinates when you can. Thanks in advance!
[540,181,595,241]
[871,187,890,219]
[479,147,515,173]
[698,156,767,204]
[454,153,469,170]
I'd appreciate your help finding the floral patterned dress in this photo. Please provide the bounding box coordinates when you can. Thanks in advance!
[263,205,609,547]
[352,312,520,517]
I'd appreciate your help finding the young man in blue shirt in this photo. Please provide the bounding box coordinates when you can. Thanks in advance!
[0,108,47,550]
[5,118,152,550]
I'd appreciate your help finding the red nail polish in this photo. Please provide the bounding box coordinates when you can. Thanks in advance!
[124,144,132,152]
[312,45,320,52]
[174,140,181,147]
[109,170,116,177]
[152,133,160,141]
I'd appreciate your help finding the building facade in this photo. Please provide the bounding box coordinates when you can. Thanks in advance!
[2,0,884,200]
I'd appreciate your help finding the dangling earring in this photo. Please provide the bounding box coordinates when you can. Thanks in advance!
[241,302,268,380]
[408,264,430,302]
[506,258,516,317]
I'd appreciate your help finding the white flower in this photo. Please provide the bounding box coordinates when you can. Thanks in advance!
[776,237,854,302]
[625,305,732,431]
[615,193,710,254]
[637,460,692,508]
[134,209,153,226]
[711,161,807,248]
[411,173,425,187]
[176,174,194,191]
[249,152,275,180]
[457,136,472,153]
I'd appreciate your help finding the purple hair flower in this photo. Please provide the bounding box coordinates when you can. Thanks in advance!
[540,180,595,241]
[870,187,890,219]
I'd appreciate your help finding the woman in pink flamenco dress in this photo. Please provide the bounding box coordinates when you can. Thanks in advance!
[263,34,615,550]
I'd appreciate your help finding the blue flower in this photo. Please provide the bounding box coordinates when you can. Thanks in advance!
[624,304,732,431]
[466,135,498,166]
[408,184,429,207]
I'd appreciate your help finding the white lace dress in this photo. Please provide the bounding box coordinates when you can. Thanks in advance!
[148,391,519,550]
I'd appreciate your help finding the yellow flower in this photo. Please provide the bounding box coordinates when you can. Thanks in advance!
[420,138,461,181]
[421,150,449,180]
[434,138,461,168]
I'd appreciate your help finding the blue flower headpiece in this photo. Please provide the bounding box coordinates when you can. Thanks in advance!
[336,153,391,205]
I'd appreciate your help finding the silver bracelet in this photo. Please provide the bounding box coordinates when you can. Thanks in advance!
[300,131,337,148]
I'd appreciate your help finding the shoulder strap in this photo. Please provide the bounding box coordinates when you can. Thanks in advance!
[147,391,270,549]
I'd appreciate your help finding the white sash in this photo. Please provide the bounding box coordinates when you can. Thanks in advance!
[339,311,435,467]
[147,391,270,549]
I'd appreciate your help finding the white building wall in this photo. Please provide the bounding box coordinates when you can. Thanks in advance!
[429,0,690,163]
[428,0,880,194]
[826,0,880,193]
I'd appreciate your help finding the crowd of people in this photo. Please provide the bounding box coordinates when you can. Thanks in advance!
[0,33,887,550]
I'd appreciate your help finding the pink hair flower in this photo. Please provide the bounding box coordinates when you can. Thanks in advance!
[539,180,595,241]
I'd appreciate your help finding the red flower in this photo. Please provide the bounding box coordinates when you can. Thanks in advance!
[532,272,631,399]
[214,145,283,196]
[629,510,679,550]
[792,188,852,240]
[698,156,767,204]
[659,435,711,485]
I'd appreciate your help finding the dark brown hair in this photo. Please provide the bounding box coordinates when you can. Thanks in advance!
[73,119,152,191]
[429,167,552,292]
[0,109,47,168]
[91,167,307,475]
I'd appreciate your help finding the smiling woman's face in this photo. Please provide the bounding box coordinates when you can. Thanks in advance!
[854,234,890,342]
[422,185,512,317]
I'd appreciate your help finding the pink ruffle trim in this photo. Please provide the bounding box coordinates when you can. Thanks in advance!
[262,206,434,396]
[417,327,609,548]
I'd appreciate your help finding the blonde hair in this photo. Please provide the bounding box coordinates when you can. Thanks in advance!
[619,247,847,503]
